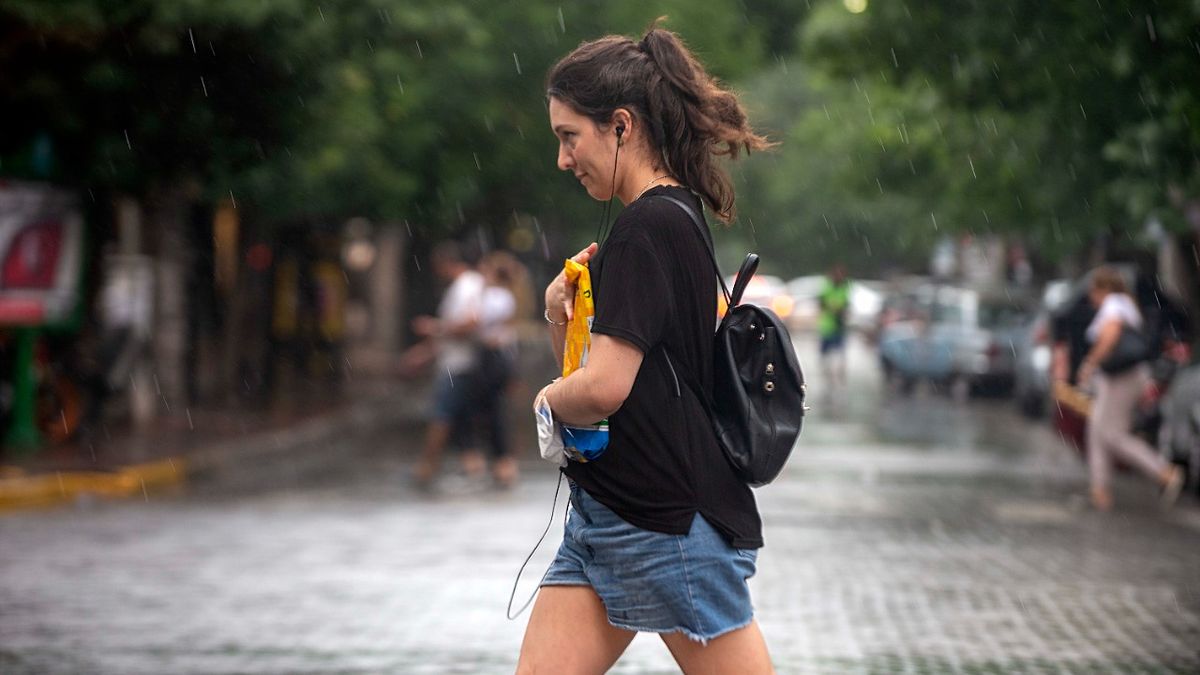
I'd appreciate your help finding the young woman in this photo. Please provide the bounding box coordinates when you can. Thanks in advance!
[1077,266,1184,511]
[474,251,523,488]
[517,24,775,674]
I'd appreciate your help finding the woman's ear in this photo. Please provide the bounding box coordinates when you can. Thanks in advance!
[611,108,634,142]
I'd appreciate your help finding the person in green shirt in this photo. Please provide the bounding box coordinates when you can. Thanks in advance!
[818,264,851,405]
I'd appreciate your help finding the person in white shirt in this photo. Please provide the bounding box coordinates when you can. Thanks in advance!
[1077,266,1184,511]
[410,241,485,487]
[472,251,524,487]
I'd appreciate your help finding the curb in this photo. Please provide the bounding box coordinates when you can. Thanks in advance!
[0,382,427,514]
[0,458,187,513]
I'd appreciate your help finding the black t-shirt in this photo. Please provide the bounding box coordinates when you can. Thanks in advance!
[562,186,763,549]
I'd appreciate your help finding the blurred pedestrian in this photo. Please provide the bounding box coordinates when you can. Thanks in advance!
[472,251,524,488]
[408,241,485,487]
[817,263,850,407]
[1076,266,1184,511]
[517,22,775,674]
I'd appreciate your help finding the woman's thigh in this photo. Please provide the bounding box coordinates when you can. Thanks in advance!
[660,620,775,675]
[516,585,635,675]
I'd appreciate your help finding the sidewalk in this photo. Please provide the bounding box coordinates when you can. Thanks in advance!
[0,375,428,513]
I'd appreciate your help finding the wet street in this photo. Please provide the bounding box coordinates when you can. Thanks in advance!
[2,336,1199,674]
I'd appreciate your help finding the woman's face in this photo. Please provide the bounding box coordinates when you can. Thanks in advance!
[549,97,617,201]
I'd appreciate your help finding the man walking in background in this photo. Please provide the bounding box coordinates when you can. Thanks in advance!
[407,241,485,488]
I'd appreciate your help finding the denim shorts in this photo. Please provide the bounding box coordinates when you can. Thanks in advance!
[540,482,759,643]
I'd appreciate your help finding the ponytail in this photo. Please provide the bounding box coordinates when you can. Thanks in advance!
[546,19,773,223]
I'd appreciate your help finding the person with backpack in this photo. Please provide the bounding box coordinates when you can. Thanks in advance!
[517,22,777,674]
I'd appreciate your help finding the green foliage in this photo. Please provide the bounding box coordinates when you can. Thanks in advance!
[799,0,1200,241]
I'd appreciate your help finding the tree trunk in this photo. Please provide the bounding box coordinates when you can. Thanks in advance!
[145,186,191,417]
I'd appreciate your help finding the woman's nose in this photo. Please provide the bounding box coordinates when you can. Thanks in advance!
[557,145,573,172]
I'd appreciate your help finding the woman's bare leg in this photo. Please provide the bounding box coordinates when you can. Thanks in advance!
[516,586,635,674]
[660,620,775,675]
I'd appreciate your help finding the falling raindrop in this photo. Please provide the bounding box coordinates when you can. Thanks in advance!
[930,212,939,230]
[200,76,208,97]
[967,155,977,179]
[473,153,481,171]
[229,190,237,209]
[1145,14,1157,42]
[557,7,566,33]
[124,129,132,150]
[396,76,404,93]
[413,254,421,271]
[513,52,523,75]
[415,40,423,58]
[189,29,197,54]
[890,47,898,68]
[318,6,325,22]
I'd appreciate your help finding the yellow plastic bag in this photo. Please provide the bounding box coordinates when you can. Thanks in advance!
[561,258,595,378]
[558,258,608,461]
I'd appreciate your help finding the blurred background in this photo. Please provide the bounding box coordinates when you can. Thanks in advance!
[1,1,1199,673]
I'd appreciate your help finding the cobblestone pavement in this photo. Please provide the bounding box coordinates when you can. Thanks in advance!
[2,336,1198,674]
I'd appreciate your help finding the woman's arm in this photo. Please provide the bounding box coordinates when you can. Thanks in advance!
[540,334,644,425]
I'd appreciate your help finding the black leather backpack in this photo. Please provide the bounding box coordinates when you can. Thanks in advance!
[656,195,807,486]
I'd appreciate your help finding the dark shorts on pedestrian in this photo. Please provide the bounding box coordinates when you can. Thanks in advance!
[431,370,474,423]
[820,333,846,354]
[540,481,758,644]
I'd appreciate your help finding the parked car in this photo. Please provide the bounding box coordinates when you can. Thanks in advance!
[847,281,885,332]
[784,275,823,331]
[786,276,885,334]
[879,284,1032,397]
[1012,279,1071,418]
[1159,362,1200,497]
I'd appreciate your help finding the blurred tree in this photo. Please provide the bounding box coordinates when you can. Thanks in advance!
[798,0,1200,246]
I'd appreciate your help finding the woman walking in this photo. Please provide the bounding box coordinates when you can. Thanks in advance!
[1077,266,1184,511]
[474,251,524,488]
[517,22,775,674]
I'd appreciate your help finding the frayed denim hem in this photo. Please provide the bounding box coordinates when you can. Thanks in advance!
[535,583,756,645]
[604,614,755,646]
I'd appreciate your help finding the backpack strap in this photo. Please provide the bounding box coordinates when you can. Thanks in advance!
[652,195,732,306]
[649,194,725,415]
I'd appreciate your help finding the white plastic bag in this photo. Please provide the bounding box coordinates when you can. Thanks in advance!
[534,387,565,467]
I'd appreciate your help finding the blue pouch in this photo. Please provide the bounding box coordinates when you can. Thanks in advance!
[561,420,609,462]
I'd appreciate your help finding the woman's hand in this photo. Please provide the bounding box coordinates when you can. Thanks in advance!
[544,242,599,323]
[1077,360,1097,385]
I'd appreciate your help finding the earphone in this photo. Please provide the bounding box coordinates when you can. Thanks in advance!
[615,124,625,137]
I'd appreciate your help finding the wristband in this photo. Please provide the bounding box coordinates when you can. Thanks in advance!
[544,308,568,326]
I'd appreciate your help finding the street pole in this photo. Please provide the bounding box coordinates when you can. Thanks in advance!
[4,327,43,452]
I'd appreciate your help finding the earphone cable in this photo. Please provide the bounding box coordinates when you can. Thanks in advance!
[506,471,567,620]
[594,139,622,248]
